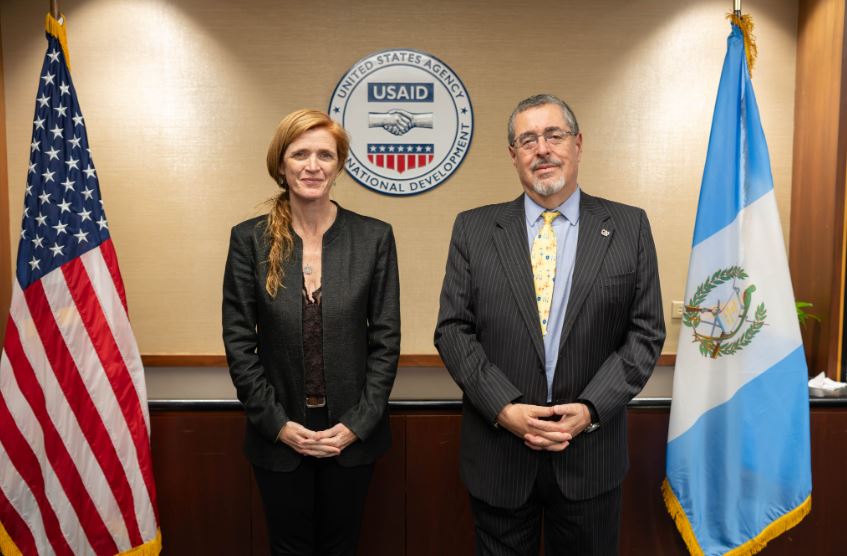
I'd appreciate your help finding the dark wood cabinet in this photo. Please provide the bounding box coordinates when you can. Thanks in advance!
[150,406,847,555]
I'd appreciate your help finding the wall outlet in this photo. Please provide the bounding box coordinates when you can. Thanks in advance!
[672,301,684,319]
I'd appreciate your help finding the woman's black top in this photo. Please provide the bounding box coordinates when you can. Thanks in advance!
[302,285,326,398]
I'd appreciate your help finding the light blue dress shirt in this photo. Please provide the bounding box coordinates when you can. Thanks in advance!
[524,188,581,401]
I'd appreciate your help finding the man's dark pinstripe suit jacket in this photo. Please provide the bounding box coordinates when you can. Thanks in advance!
[435,192,666,508]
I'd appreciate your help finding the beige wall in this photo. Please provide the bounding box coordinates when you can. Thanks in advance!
[2,0,798,355]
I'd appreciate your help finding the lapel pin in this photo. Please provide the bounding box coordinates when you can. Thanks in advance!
[601,229,610,237]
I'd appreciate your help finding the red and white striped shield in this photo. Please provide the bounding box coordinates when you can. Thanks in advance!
[367,144,434,174]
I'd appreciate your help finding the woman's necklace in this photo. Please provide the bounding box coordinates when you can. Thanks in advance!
[295,204,336,277]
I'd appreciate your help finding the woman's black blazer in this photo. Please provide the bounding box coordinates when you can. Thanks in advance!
[222,205,400,470]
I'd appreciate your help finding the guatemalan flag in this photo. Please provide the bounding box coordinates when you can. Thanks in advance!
[663,17,812,556]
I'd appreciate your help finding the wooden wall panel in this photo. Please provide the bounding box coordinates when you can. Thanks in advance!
[358,416,407,556]
[405,413,474,556]
[790,0,847,379]
[620,410,689,555]
[151,411,253,555]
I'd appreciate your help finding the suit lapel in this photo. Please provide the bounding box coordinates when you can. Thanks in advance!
[493,196,545,365]
[559,193,613,351]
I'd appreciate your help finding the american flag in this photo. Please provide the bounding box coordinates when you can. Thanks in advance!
[0,16,160,555]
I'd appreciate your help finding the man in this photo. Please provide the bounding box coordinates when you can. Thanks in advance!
[434,94,665,555]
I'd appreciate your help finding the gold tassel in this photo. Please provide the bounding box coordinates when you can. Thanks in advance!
[0,520,24,556]
[45,12,72,71]
[118,529,163,555]
[728,12,757,77]
[662,479,705,556]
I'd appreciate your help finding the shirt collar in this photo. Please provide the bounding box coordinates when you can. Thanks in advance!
[524,186,581,227]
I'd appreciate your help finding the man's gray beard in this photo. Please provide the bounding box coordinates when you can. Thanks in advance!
[531,176,566,197]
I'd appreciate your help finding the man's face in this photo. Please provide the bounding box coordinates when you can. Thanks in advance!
[509,104,582,203]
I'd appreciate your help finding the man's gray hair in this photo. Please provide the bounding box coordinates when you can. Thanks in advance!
[507,94,580,145]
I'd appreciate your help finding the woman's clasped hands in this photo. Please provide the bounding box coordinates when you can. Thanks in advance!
[278,421,358,458]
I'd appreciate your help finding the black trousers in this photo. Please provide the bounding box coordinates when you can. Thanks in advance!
[252,407,374,556]
[470,453,622,556]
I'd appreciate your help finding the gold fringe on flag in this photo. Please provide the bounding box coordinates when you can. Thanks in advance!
[728,12,757,76]
[1,522,162,555]
[118,529,163,555]
[45,12,71,71]
[0,520,24,556]
[663,478,812,556]
[724,497,811,556]
[662,478,705,556]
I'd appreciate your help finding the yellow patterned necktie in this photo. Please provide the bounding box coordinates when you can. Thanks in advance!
[531,210,560,335]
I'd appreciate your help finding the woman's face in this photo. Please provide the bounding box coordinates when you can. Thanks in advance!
[281,127,340,203]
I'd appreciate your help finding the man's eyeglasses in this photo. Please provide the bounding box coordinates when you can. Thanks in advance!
[512,129,577,151]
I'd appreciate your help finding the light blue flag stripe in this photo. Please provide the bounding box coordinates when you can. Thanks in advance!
[692,26,775,248]
[666,347,811,555]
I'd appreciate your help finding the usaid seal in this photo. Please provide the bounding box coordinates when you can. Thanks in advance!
[329,49,473,196]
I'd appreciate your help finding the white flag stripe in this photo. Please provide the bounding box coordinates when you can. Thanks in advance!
[38,270,157,542]
[7,283,132,552]
[0,350,95,555]
[80,248,151,430]
[0,439,49,555]
[668,190,802,440]
[69,255,158,541]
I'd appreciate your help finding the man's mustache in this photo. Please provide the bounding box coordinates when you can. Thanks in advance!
[530,157,563,171]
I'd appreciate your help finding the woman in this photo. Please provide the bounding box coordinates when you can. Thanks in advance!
[222,109,400,555]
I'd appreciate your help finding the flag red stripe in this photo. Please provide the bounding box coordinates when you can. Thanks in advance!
[0,459,39,556]
[368,154,374,164]
[0,388,74,555]
[418,154,426,166]
[98,239,128,314]
[397,154,406,173]
[23,281,144,546]
[408,155,417,170]
[386,154,395,169]
[377,154,384,167]
[63,257,159,517]
[3,319,119,555]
